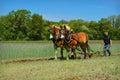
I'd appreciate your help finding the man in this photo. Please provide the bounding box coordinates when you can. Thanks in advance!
[103,32,112,56]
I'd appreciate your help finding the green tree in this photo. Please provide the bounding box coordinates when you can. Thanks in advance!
[59,20,68,24]
[0,15,15,40]
[88,21,101,39]
[12,9,31,40]
[108,15,120,28]
[7,9,31,40]
[115,15,120,28]
[0,9,120,40]
[27,14,44,40]
[98,18,112,32]
[68,19,88,32]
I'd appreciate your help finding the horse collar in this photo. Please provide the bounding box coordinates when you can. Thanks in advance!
[65,32,73,43]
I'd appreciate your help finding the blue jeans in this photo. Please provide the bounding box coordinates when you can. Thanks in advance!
[103,44,111,56]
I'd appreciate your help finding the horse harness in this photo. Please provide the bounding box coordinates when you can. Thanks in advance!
[64,32,73,44]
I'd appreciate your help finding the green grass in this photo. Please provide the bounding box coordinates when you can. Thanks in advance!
[0,56,120,80]
[0,41,54,61]
[89,40,120,54]
[0,40,120,61]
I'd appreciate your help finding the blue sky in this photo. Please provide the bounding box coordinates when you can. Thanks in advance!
[1,0,120,21]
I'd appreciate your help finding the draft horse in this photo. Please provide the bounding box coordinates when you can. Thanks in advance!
[48,25,70,60]
[60,25,90,59]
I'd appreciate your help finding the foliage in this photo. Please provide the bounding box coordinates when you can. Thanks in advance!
[27,14,44,40]
[0,9,120,40]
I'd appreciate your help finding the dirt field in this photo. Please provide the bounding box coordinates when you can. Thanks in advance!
[0,55,120,80]
[2,54,120,64]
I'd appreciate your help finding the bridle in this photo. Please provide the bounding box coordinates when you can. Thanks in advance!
[49,27,61,40]
[59,28,73,43]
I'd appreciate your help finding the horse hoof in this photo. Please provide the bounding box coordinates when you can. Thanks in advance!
[67,57,69,60]
[54,57,57,60]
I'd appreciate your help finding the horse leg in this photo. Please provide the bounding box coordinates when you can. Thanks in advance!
[54,45,57,60]
[80,45,87,59]
[72,48,76,59]
[60,47,64,59]
[66,47,70,60]
[86,43,90,53]
[83,48,87,59]
[86,43,92,58]
[71,49,74,59]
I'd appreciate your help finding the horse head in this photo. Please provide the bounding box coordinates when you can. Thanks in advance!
[48,25,60,40]
[60,25,73,41]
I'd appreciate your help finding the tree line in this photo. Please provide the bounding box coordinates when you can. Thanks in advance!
[0,9,120,41]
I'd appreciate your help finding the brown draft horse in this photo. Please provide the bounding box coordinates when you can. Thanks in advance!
[60,25,90,59]
[60,25,78,58]
[48,25,70,60]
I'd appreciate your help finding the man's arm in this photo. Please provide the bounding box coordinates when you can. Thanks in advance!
[110,40,112,46]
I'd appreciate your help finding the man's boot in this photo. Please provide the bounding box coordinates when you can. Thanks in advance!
[108,52,111,56]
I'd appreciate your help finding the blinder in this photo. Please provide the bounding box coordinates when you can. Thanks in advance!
[49,33,53,39]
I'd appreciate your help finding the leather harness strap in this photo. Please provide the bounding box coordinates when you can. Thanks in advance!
[64,32,73,43]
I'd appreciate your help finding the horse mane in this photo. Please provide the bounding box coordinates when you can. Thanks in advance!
[63,25,74,32]
[54,26,60,30]
[51,25,60,29]
[64,25,71,30]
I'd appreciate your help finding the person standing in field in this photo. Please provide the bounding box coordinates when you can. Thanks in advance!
[103,32,112,56]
